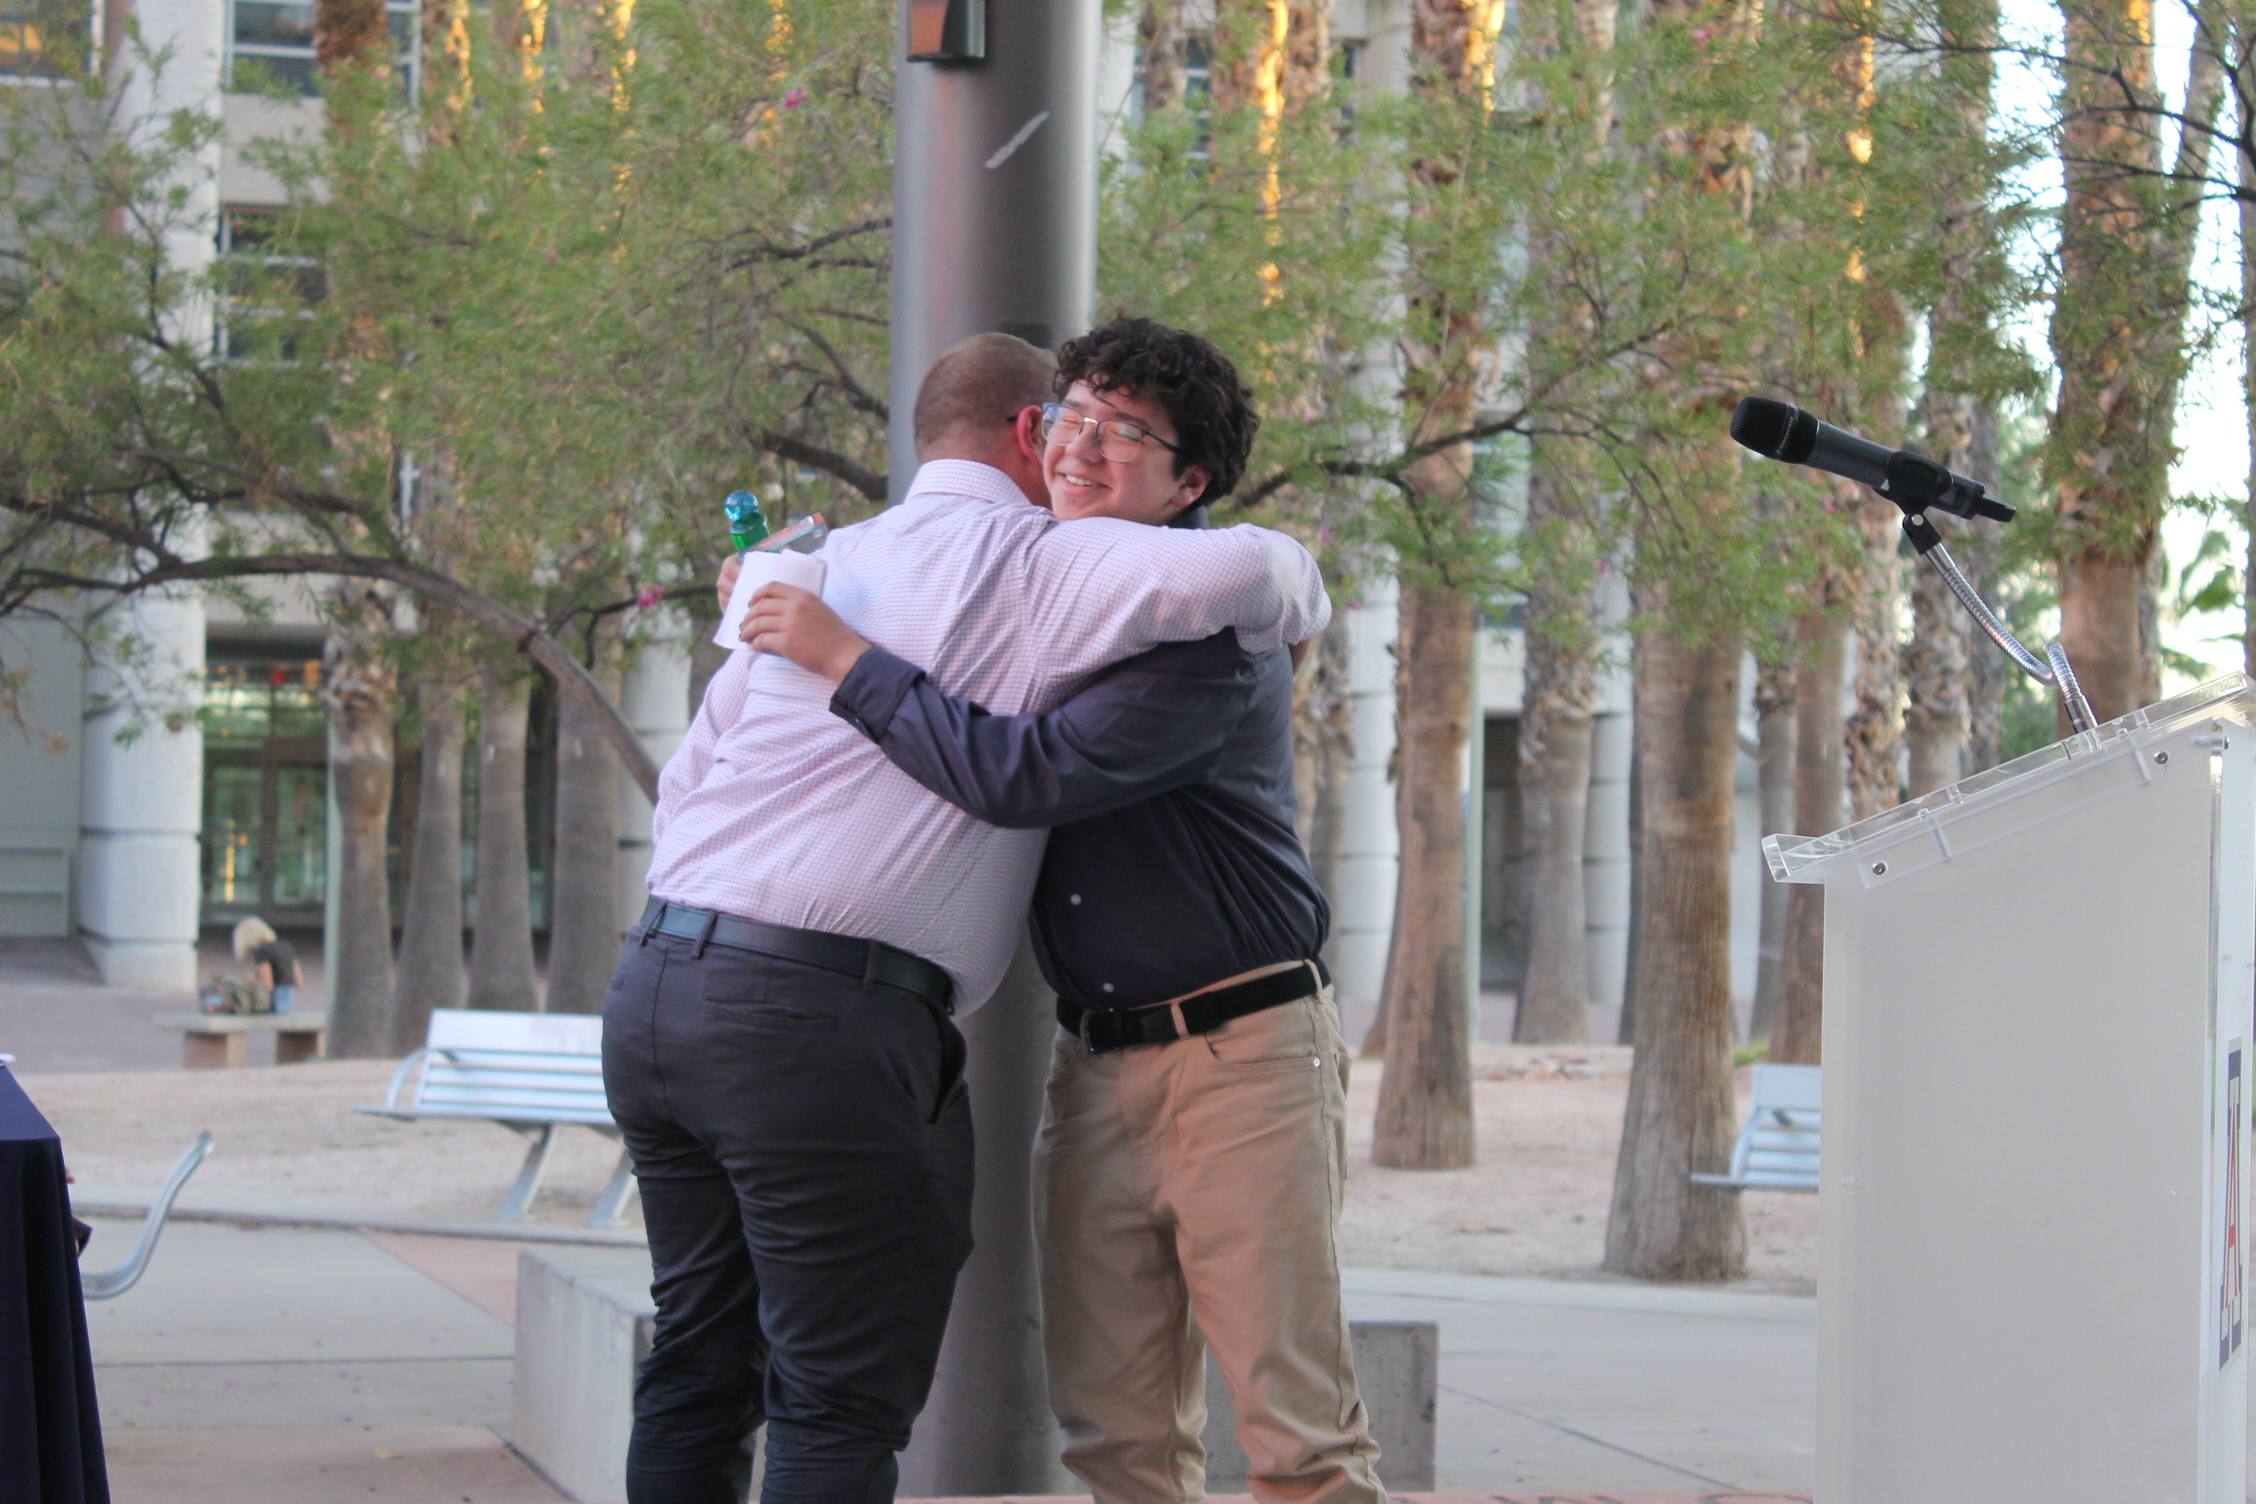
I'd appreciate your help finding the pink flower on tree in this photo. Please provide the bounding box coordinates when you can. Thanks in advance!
[636,585,665,609]
[783,88,809,109]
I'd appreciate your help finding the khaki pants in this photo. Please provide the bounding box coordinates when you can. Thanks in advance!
[1033,985,1384,1504]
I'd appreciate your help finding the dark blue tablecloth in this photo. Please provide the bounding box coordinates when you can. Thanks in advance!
[0,1065,108,1503]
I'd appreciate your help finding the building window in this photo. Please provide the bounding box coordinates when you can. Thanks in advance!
[228,0,418,98]
[0,0,91,81]
[215,209,323,361]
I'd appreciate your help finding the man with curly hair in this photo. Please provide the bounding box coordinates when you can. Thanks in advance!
[743,317,1384,1504]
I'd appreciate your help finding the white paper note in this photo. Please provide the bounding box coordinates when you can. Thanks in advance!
[713,550,829,652]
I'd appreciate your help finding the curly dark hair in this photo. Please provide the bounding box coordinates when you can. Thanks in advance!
[1053,318,1260,503]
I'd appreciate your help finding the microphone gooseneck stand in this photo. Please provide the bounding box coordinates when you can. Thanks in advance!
[1898,513,2098,735]
[1728,396,2099,736]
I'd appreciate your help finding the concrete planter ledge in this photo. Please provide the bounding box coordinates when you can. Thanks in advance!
[513,1246,1442,1504]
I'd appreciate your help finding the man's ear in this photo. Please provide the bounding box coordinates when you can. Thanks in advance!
[1171,466,1212,512]
[1013,406,1045,462]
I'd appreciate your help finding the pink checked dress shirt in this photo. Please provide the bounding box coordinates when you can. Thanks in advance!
[644,459,1333,1012]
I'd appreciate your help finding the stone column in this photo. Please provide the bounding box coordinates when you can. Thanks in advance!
[1582,706,1634,1030]
[1332,580,1401,1044]
[1582,568,1636,1035]
[79,596,207,990]
[115,0,225,330]
[615,624,693,930]
[81,0,223,993]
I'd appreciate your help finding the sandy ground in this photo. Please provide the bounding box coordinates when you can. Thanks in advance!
[27,1059,641,1227]
[21,1042,1816,1293]
[1340,1046,1817,1295]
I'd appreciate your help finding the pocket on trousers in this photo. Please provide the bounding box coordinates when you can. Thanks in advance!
[699,950,837,1028]
[1203,998,1322,1069]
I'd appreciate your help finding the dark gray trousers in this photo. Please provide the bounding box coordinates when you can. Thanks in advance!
[600,927,975,1504]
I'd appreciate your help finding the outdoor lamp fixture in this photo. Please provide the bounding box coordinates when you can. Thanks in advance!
[907,0,985,61]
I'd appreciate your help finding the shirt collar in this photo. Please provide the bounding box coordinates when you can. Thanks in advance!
[901,458,1045,513]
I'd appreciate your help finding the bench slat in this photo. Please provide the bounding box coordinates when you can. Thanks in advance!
[387,1103,618,1126]
[430,1046,604,1068]
[421,1066,609,1093]
[421,1085,610,1113]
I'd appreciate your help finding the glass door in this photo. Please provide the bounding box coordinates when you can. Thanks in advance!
[200,655,329,925]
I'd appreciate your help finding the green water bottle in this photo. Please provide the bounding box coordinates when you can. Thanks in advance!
[723,490,770,551]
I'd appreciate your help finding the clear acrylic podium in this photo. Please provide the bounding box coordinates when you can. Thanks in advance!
[1766,673,2256,1503]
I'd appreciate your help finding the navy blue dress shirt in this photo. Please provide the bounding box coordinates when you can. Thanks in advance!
[829,628,1329,1009]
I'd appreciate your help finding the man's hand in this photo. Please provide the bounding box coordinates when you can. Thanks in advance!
[1289,639,1313,672]
[717,554,742,616]
[743,584,871,684]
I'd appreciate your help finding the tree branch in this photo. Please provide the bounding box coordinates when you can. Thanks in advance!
[31,547,665,799]
[747,428,888,501]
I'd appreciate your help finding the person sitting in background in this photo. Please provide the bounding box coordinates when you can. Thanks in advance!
[232,918,299,1015]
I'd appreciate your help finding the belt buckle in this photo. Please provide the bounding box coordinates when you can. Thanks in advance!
[1078,1007,1096,1053]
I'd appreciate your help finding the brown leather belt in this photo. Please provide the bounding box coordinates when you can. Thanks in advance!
[639,898,954,1013]
[1057,957,1330,1054]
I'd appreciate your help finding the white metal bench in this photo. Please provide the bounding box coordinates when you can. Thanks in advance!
[356,1010,636,1227]
[83,1131,213,1299]
[1690,1061,1822,1193]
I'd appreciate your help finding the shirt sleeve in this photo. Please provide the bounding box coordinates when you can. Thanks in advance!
[829,634,1255,830]
[1020,518,1330,692]
[652,649,752,844]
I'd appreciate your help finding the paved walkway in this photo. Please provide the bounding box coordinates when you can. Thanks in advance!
[87,1220,556,1502]
[82,1211,1817,1503]
[1340,1269,1814,1495]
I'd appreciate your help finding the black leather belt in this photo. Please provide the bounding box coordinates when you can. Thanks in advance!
[1057,957,1330,1054]
[639,899,954,1013]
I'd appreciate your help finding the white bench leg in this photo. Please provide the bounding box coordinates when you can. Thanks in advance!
[496,1124,558,1222]
[588,1147,639,1229]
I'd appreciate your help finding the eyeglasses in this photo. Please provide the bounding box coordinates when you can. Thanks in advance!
[1039,403,1183,463]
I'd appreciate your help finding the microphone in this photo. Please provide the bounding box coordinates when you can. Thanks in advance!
[1730,397,2014,524]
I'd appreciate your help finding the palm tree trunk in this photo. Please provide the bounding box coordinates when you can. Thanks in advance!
[1282,0,1329,106]
[1749,655,1794,1043]
[1371,582,1477,1168]
[1961,408,2008,771]
[1774,606,1847,1065]
[1602,617,1747,1280]
[544,649,622,1014]
[1905,392,1976,797]
[323,592,397,1057]
[1292,615,1353,941]
[392,677,466,1049]
[1138,0,1187,113]
[1904,547,1969,796]
[1514,538,1594,1043]
[2050,0,2165,725]
[1366,0,1503,1168]
[468,669,539,1012]
[1844,501,1905,820]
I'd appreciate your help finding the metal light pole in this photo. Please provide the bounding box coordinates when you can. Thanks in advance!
[889,1,1098,1493]
[887,0,1098,501]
